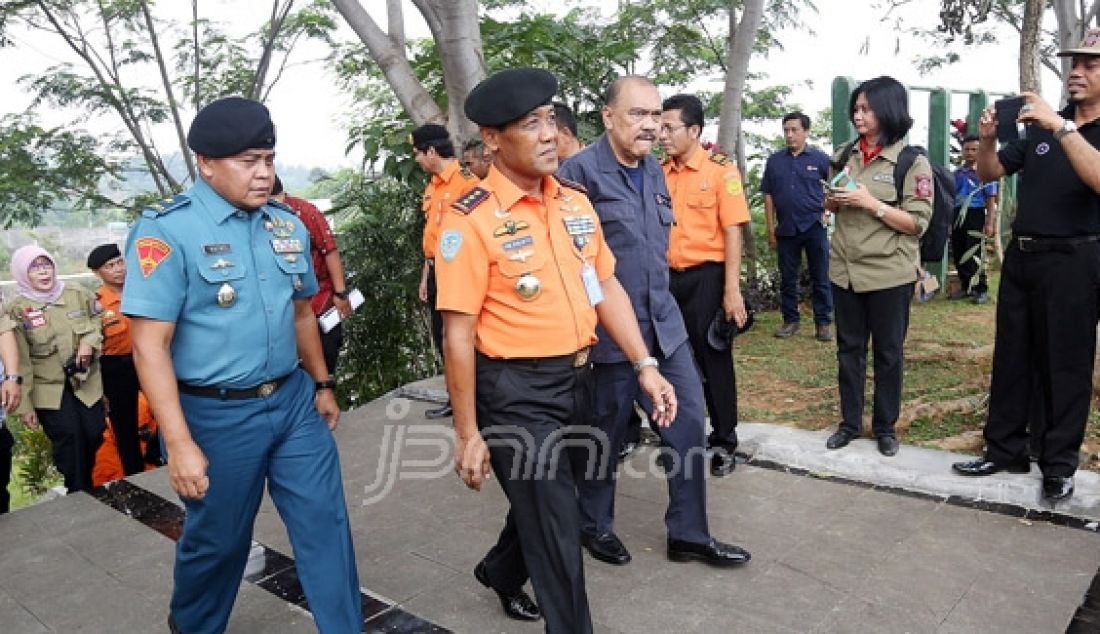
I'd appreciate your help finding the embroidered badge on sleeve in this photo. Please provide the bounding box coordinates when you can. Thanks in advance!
[915,174,933,200]
[135,237,172,277]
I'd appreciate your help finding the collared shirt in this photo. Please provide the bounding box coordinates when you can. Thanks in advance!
[122,177,318,388]
[662,146,750,269]
[96,284,131,355]
[9,286,102,413]
[829,139,934,292]
[760,144,832,235]
[422,160,479,259]
[953,166,998,210]
[434,166,615,359]
[558,134,687,363]
[284,194,339,316]
[999,105,1100,237]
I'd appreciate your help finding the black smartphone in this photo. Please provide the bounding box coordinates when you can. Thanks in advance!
[995,96,1026,143]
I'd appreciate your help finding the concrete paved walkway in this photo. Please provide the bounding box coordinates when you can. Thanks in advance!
[2,376,1098,632]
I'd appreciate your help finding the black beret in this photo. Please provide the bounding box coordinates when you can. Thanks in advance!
[187,97,276,158]
[464,68,558,127]
[410,124,450,148]
[87,243,121,270]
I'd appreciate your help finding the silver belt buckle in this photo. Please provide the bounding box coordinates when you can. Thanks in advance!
[574,348,590,368]
[1017,236,1033,252]
[257,382,277,397]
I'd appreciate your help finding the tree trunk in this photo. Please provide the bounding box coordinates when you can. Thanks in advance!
[331,0,446,126]
[716,0,765,280]
[386,0,405,50]
[1052,0,1081,92]
[413,0,486,140]
[1018,0,1043,93]
[140,0,196,182]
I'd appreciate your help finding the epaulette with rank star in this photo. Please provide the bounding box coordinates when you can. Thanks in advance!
[710,152,732,166]
[141,193,191,219]
[451,187,490,215]
[554,175,588,194]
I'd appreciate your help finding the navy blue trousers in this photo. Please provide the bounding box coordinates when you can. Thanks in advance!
[578,342,710,544]
[170,368,361,634]
[777,223,833,325]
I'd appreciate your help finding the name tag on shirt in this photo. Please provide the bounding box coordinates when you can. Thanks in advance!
[22,309,46,329]
[271,239,303,254]
[581,263,604,306]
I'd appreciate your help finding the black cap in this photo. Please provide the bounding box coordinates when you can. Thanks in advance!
[706,300,755,351]
[464,68,558,127]
[187,97,276,158]
[87,243,121,270]
[410,124,450,148]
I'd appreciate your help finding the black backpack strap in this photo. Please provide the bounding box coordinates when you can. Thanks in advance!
[892,146,919,204]
[830,140,857,174]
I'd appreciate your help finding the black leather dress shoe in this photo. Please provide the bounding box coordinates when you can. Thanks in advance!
[1042,476,1074,502]
[581,531,631,565]
[710,450,736,476]
[877,435,899,457]
[667,538,750,567]
[425,402,453,419]
[951,458,1030,477]
[826,429,856,450]
[474,561,541,621]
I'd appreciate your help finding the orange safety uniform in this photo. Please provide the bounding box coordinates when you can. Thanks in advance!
[92,391,158,486]
[96,284,131,355]
[663,149,751,270]
[421,160,479,260]
[434,167,615,358]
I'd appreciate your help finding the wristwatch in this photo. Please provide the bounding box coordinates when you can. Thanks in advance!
[315,378,337,392]
[3,374,22,384]
[1055,119,1078,141]
[875,203,888,219]
[632,356,659,375]
[333,289,350,300]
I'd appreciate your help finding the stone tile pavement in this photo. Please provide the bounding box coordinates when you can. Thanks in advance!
[1,376,1098,632]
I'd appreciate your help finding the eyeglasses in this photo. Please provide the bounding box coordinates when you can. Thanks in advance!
[622,108,662,124]
[660,124,686,135]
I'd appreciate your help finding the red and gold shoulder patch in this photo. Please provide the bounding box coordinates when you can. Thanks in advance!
[710,152,731,166]
[915,174,933,200]
[135,237,172,278]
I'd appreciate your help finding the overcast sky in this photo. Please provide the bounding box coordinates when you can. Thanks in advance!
[0,0,1060,169]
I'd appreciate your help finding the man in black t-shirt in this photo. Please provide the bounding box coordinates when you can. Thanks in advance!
[952,29,1100,503]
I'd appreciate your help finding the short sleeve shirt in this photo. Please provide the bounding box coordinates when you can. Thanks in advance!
[953,166,998,210]
[998,106,1100,237]
[663,147,750,269]
[422,160,479,259]
[121,178,319,387]
[760,145,832,235]
[96,284,131,355]
[434,167,615,359]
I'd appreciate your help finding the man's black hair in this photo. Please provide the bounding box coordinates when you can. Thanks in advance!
[848,76,913,146]
[272,175,284,196]
[962,134,980,145]
[662,94,705,132]
[782,112,811,131]
[552,102,579,137]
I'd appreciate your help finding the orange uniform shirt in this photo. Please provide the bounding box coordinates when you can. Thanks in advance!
[422,160,479,259]
[435,167,616,359]
[663,148,751,270]
[96,284,132,355]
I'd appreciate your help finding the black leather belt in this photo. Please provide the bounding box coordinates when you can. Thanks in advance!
[178,373,292,400]
[479,347,591,369]
[1015,235,1100,253]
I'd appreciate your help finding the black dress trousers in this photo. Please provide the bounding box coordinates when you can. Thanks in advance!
[100,353,144,475]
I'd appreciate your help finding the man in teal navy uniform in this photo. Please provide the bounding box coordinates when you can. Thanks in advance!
[122,97,362,633]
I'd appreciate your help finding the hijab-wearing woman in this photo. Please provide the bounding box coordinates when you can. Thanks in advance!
[9,245,105,493]
[824,76,934,457]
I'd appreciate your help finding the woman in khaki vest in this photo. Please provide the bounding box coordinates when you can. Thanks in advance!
[9,245,105,493]
[823,76,934,457]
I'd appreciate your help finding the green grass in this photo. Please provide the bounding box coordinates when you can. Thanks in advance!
[736,270,1001,447]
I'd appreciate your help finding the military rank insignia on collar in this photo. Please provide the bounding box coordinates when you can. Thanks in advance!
[554,175,588,194]
[452,187,490,215]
